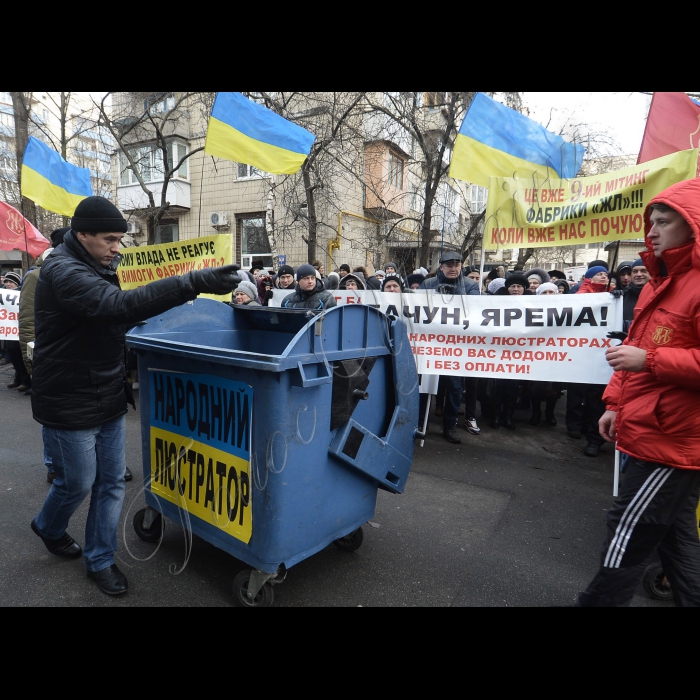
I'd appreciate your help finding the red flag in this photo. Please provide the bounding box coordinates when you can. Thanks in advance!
[0,199,51,258]
[638,92,700,176]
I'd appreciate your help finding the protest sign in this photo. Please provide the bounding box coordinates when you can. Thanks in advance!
[270,289,622,384]
[0,289,19,338]
[117,235,233,300]
[484,148,697,250]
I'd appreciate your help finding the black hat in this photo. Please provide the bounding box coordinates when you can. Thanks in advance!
[632,258,644,269]
[277,264,294,277]
[406,273,425,288]
[439,250,462,264]
[339,263,351,273]
[505,273,529,290]
[547,269,566,280]
[381,272,405,291]
[50,226,71,247]
[296,263,317,279]
[588,259,609,270]
[617,260,634,275]
[71,196,128,234]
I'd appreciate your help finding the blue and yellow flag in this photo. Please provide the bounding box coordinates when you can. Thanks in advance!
[204,92,315,175]
[21,136,93,217]
[449,93,585,188]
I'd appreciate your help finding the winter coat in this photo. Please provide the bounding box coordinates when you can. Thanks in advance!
[419,269,480,295]
[281,278,337,310]
[603,178,700,469]
[31,230,198,429]
[19,249,51,373]
[575,278,608,294]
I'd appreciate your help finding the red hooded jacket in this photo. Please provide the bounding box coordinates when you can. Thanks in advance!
[603,177,700,469]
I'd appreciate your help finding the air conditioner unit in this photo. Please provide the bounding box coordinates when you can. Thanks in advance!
[209,211,228,227]
[125,221,140,235]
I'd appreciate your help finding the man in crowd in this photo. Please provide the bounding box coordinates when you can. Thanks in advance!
[576,178,700,607]
[420,251,480,444]
[620,258,651,333]
[281,263,337,310]
[29,196,240,596]
[615,261,634,292]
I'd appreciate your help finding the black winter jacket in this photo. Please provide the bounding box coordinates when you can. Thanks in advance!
[280,279,337,310]
[31,231,198,429]
[419,270,480,295]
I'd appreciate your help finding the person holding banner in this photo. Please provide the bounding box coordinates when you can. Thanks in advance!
[29,196,241,596]
[576,178,700,607]
[419,251,480,444]
[281,263,337,310]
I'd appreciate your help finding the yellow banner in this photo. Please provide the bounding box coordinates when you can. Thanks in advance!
[483,148,698,251]
[117,234,233,300]
[150,426,252,543]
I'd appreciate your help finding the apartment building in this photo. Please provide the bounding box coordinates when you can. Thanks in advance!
[111,91,475,276]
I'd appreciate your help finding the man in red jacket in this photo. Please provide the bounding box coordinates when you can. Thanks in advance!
[576,178,700,607]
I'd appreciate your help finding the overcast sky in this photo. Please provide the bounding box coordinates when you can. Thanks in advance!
[520,92,651,157]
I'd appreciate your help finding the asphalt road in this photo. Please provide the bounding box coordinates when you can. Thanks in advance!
[0,359,669,607]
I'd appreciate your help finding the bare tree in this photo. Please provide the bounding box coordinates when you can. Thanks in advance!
[94,92,212,245]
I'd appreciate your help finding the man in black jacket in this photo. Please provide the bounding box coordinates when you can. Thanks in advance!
[30,196,240,596]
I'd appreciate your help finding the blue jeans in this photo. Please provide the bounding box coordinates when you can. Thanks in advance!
[34,415,126,573]
[42,425,54,473]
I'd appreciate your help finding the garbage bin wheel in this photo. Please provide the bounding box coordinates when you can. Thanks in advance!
[133,508,164,544]
[333,526,364,552]
[233,570,274,608]
[643,563,673,601]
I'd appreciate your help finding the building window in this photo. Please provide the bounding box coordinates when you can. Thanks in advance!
[237,163,263,179]
[0,112,13,127]
[388,151,404,189]
[240,216,270,254]
[144,93,175,115]
[155,221,179,244]
[0,92,11,104]
[425,92,447,109]
[119,141,188,185]
[470,184,488,214]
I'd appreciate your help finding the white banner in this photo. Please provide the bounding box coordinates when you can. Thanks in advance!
[270,288,622,384]
[0,289,19,339]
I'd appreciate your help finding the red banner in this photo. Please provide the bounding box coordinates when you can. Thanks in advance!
[0,200,50,258]
[638,92,700,176]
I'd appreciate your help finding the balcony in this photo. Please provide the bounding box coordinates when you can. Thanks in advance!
[117,179,190,214]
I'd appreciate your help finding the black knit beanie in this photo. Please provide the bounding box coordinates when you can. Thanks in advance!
[296,263,317,279]
[71,196,128,233]
[277,264,295,277]
[50,226,71,247]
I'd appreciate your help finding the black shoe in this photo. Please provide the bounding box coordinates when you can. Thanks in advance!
[87,564,128,596]
[567,430,582,439]
[124,467,133,482]
[583,442,601,457]
[504,415,516,430]
[16,384,30,392]
[31,518,82,558]
[442,429,462,444]
[529,412,541,426]
[544,412,557,426]
[47,471,56,484]
[7,382,21,389]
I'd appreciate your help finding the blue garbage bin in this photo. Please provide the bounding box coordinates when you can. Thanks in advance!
[126,298,419,606]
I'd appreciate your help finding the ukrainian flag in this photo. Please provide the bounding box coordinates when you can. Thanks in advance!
[21,136,93,217]
[449,93,585,188]
[204,92,315,175]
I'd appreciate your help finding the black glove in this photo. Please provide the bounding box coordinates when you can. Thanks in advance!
[188,265,241,295]
[609,289,624,299]
[606,331,628,343]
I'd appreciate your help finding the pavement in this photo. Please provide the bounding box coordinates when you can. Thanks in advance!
[0,358,670,607]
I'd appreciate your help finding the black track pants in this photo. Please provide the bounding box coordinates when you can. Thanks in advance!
[578,457,700,607]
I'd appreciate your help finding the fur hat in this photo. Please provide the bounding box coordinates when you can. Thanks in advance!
[406,273,425,288]
[547,269,566,280]
[536,282,559,295]
[585,265,608,279]
[71,196,128,233]
[588,259,609,270]
[505,273,529,290]
[525,267,551,284]
[235,280,259,301]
